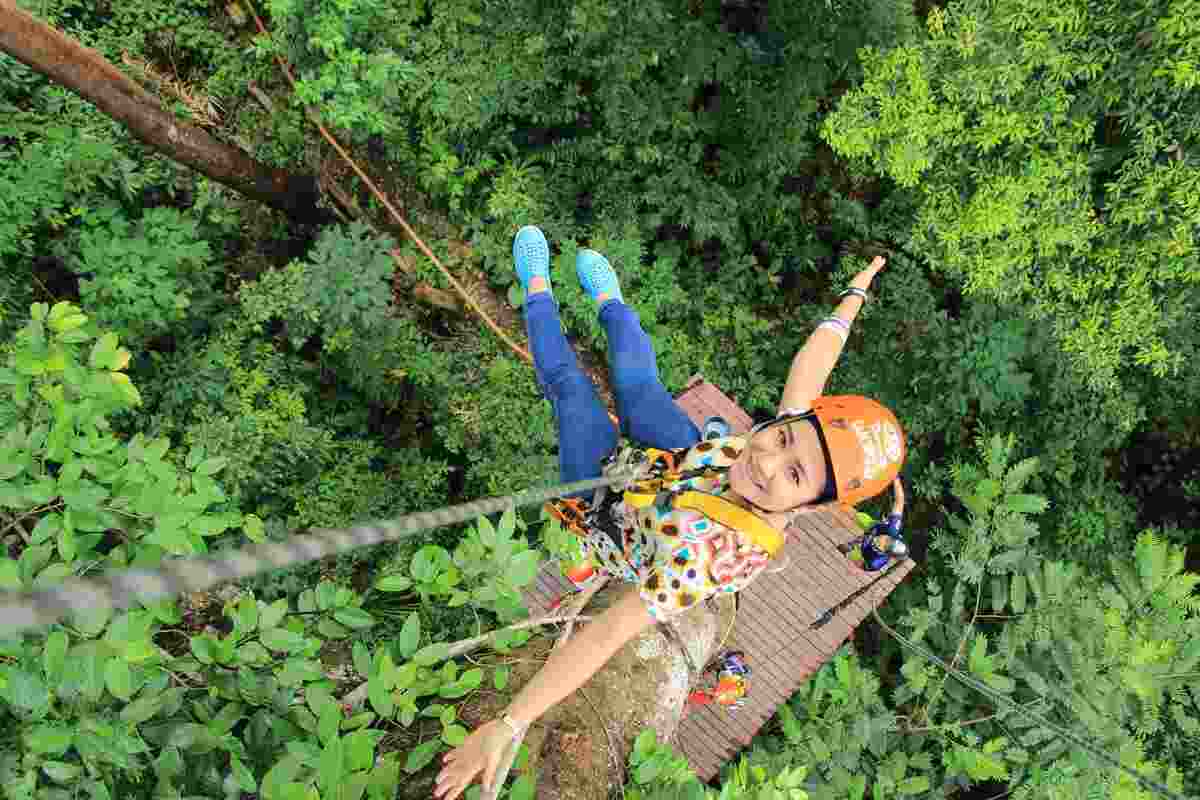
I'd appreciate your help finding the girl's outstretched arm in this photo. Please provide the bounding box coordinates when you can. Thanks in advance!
[778,255,887,414]
[434,586,654,800]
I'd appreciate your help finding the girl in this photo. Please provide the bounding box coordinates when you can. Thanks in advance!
[434,226,905,799]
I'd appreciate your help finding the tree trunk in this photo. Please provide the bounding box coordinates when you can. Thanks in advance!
[0,0,332,226]
[446,585,735,800]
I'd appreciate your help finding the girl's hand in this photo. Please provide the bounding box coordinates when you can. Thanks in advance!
[850,255,887,293]
[434,720,515,800]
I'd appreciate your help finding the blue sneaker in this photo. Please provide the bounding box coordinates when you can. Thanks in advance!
[576,249,623,308]
[513,225,551,295]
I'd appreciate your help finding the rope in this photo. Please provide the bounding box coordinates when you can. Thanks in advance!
[241,0,532,367]
[0,472,632,637]
[243,0,621,427]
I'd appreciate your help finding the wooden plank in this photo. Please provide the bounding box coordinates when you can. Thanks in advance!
[683,707,739,761]
[736,583,832,661]
[757,558,848,654]
[797,553,877,630]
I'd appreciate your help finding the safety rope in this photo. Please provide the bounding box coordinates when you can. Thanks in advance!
[0,472,632,637]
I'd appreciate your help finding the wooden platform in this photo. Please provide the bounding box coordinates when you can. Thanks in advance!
[522,377,915,781]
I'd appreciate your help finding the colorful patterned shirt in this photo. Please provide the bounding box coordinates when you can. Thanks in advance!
[552,435,776,621]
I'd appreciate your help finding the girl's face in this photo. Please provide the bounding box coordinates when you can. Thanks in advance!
[727,419,830,512]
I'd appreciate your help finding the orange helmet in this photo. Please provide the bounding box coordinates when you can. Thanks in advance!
[810,396,906,507]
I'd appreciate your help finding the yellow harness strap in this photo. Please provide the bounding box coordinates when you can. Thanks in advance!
[623,488,785,558]
[615,448,785,557]
[673,491,785,557]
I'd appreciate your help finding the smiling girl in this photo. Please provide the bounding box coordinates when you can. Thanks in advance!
[434,227,905,800]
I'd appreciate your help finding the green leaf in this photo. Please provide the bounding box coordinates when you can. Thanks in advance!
[984,674,1016,693]
[232,755,258,793]
[1011,574,1028,613]
[43,630,68,682]
[3,667,50,717]
[404,739,442,773]
[507,550,540,587]
[476,516,496,548]
[260,599,288,629]
[319,701,341,746]
[194,457,228,476]
[279,658,325,686]
[498,507,516,539]
[968,635,990,676]
[510,775,535,800]
[398,612,421,659]
[368,677,394,718]
[493,666,510,691]
[352,642,372,677]
[26,724,73,755]
[411,545,450,584]
[989,575,1007,612]
[243,513,266,543]
[0,558,21,590]
[57,520,76,561]
[334,607,376,630]
[318,617,350,639]
[342,711,376,731]
[635,758,661,784]
[344,729,384,772]
[898,776,930,795]
[89,333,119,370]
[190,635,220,664]
[377,653,398,690]
[413,642,450,666]
[635,729,657,759]
[120,691,165,724]
[104,658,135,700]
[367,756,400,800]
[261,628,307,653]
[1003,493,1048,514]
[374,574,412,593]
[442,724,468,746]
[234,596,259,633]
[317,736,343,800]
[316,580,338,611]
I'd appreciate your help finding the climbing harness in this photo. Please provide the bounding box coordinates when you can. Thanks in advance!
[0,471,636,637]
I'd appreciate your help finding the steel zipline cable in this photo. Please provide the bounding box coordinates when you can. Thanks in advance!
[0,471,633,638]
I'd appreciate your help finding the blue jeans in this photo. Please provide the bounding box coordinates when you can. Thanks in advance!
[524,293,701,485]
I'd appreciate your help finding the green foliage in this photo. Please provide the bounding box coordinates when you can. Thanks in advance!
[0,125,120,263]
[823,0,1200,392]
[370,507,542,644]
[626,730,709,800]
[263,0,917,275]
[6,1,1199,797]
[0,303,241,561]
[71,206,214,345]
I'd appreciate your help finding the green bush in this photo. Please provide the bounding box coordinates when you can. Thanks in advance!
[70,206,214,345]
[822,0,1200,391]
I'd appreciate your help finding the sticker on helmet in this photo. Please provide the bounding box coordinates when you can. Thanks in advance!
[852,420,903,481]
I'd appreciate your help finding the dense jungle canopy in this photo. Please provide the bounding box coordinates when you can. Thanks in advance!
[0,0,1197,799]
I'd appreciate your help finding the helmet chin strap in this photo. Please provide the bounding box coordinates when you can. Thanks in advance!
[748,410,814,437]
